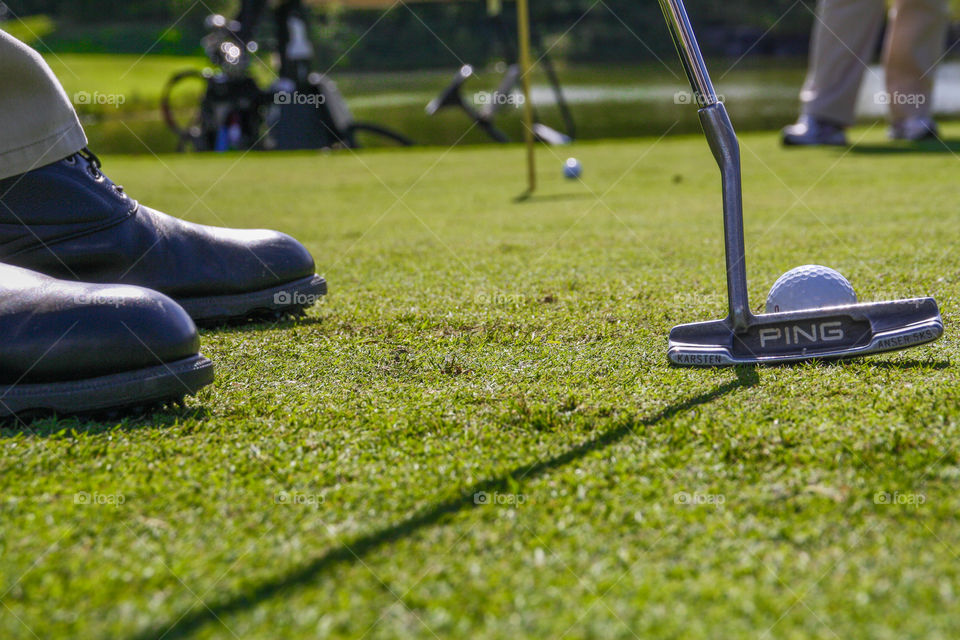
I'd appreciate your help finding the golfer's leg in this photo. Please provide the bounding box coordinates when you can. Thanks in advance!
[800,0,885,126]
[884,0,949,122]
[0,31,86,181]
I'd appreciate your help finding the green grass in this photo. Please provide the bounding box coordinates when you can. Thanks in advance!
[42,53,210,111]
[3,126,960,639]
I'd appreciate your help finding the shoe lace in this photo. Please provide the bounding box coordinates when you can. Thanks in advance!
[77,147,103,179]
[75,147,126,195]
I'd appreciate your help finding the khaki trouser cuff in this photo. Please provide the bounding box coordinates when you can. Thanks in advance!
[0,122,87,180]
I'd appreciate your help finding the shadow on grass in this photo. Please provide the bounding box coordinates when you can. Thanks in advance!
[513,191,596,203]
[0,405,212,438]
[757,355,949,371]
[850,139,960,154]
[852,359,950,370]
[200,315,325,336]
[127,366,759,640]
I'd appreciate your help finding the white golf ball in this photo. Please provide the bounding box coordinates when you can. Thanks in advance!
[765,265,857,313]
[563,157,582,179]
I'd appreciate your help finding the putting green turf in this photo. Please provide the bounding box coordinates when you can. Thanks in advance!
[3,125,960,639]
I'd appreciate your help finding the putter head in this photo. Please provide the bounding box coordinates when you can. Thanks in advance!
[669,297,943,366]
[532,122,572,146]
[426,64,474,115]
[479,64,521,120]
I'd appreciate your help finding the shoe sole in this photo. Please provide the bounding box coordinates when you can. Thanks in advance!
[177,275,327,326]
[889,131,939,142]
[0,355,215,418]
[782,136,847,147]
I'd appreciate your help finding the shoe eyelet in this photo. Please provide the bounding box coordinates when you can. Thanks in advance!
[64,156,76,166]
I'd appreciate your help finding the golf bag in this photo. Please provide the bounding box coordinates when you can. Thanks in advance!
[161,1,413,152]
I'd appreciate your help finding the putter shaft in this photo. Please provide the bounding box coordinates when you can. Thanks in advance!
[658,0,752,330]
[658,0,719,108]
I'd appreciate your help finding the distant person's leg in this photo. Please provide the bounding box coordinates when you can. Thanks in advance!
[885,0,949,140]
[783,0,885,146]
[0,30,86,180]
[0,33,326,324]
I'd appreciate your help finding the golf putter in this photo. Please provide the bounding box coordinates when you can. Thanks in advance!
[659,0,943,366]
[426,65,511,143]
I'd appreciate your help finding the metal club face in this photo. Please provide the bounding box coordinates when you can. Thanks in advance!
[425,65,473,116]
[669,299,943,366]
[658,0,944,366]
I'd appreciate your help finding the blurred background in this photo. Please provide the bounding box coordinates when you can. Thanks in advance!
[4,0,960,153]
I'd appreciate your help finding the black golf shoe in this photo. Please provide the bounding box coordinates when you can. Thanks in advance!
[0,263,214,417]
[0,149,326,324]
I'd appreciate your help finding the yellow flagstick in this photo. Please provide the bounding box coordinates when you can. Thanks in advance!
[516,0,536,194]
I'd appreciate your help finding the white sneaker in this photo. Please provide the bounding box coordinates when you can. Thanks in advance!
[889,117,938,141]
[782,115,848,146]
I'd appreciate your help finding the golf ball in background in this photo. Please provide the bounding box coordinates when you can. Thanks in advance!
[765,265,857,313]
[563,157,582,179]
